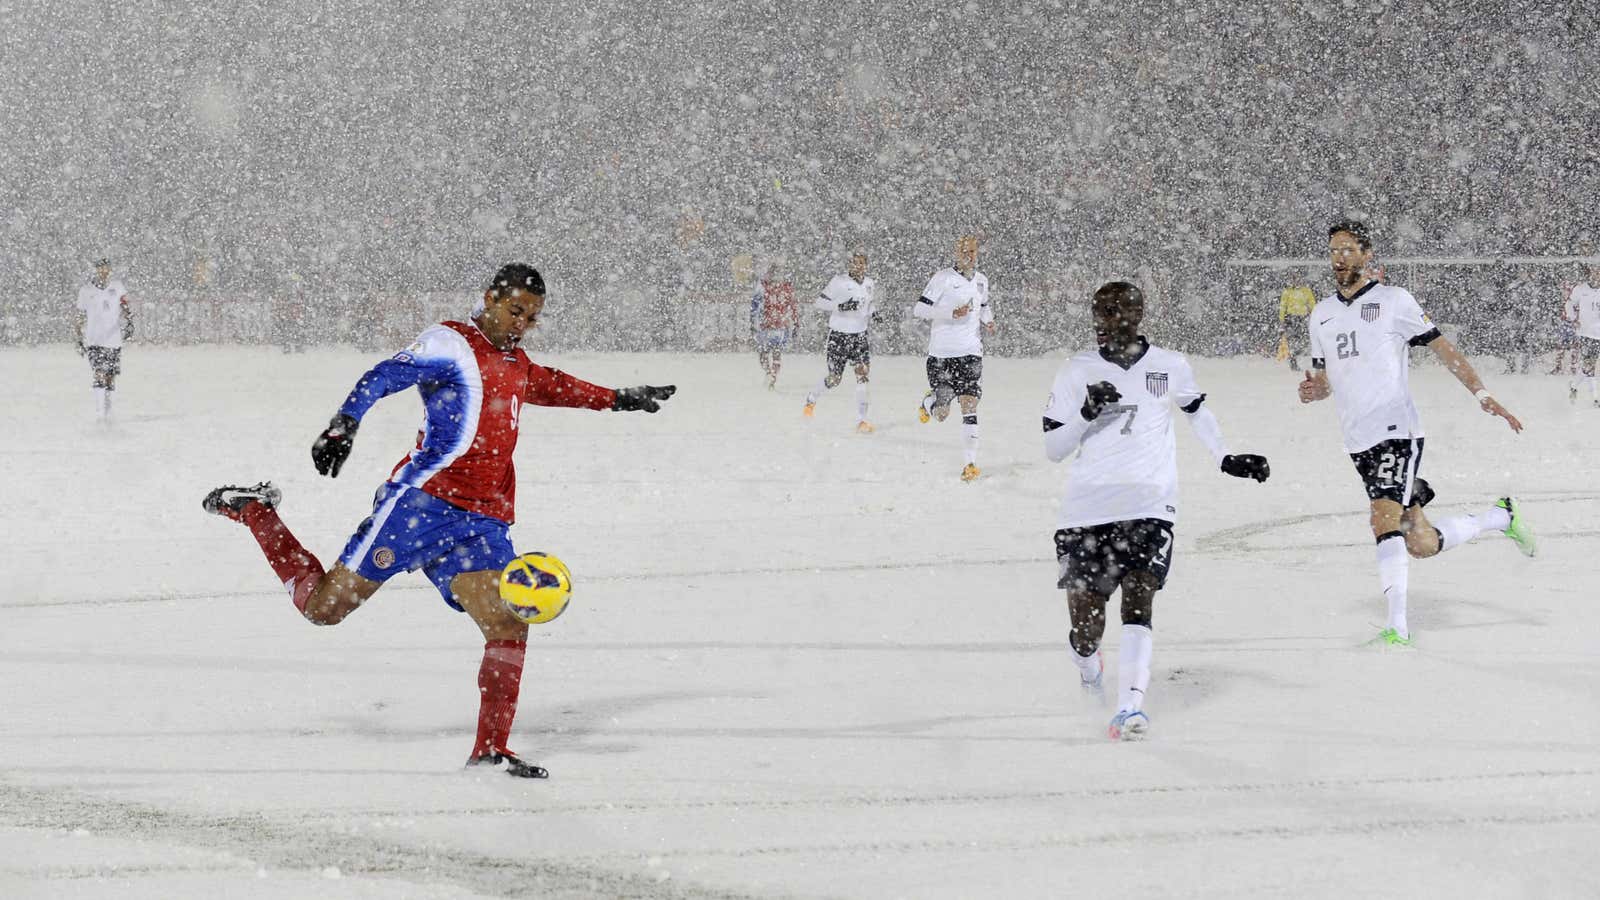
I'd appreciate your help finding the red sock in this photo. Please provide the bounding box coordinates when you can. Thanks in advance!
[473,639,527,757]
[240,502,325,613]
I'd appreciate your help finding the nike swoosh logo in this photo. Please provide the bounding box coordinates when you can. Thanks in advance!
[1319,318,1334,325]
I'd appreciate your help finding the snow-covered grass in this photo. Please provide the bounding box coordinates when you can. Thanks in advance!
[2,344,1596,899]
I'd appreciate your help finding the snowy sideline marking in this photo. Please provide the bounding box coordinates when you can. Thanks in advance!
[0,781,741,899]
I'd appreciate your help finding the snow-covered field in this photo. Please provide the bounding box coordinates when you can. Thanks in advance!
[2,343,1596,899]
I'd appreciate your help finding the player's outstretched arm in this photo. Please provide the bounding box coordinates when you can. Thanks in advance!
[1426,335,1523,433]
[524,363,675,413]
[313,349,438,477]
[1179,399,1270,482]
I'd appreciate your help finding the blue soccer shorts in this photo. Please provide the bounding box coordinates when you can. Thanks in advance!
[338,482,515,610]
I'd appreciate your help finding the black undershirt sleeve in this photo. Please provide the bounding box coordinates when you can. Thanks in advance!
[1408,327,1443,348]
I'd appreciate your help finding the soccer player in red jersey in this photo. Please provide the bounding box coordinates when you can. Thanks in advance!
[204,264,675,778]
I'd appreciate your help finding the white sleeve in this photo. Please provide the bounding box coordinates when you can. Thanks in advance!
[814,281,839,313]
[1391,288,1439,345]
[913,273,946,320]
[1308,313,1325,363]
[1043,363,1092,462]
[979,280,994,324]
[74,289,88,314]
[1185,406,1230,466]
[1175,358,1228,465]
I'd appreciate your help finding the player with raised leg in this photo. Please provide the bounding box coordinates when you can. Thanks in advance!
[203,264,676,778]
[803,249,878,432]
[1044,282,1270,740]
[914,234,995,481]
[1298,221,1534,647]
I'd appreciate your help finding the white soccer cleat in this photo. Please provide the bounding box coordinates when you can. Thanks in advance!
[1108,709,1149,741]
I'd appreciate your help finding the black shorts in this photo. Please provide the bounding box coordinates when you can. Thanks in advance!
[85,346,121,377]
[1054,519,1174,595]
[825,331,871,375]
[1349,437,1432,505]
[1580,336,1600,366]
[926,355,983,399]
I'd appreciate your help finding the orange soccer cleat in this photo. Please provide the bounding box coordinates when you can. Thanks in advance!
[960,463,980,482]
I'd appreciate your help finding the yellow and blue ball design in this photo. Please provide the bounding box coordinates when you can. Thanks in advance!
[499,552,573,625]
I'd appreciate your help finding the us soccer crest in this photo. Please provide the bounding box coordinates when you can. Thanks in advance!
[1361,303,1380,322]
[1146,372,1168,398]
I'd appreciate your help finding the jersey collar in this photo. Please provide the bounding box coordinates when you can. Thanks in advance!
[1336,280,1379,305]
[1098,335,1150,370]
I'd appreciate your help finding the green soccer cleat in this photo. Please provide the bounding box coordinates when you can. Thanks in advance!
[1377,628,1412,647]
[1496,497,1536,557]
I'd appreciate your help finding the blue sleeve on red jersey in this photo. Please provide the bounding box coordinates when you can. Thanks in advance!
[336,355,457,422]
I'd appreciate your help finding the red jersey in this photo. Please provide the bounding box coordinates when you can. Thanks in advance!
[756,280,799,330]
[338,320,615,523]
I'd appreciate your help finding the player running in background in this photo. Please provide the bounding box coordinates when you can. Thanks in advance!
[1298,221,1534,647]
[751,262,800,390]
[1563,264,1600,405]
[1044,281,1270,741]
[73,257,135,422]
[803,249,878,433]
[203,264,675,778]
[914,234,995,481]
[1277,272,1316,371]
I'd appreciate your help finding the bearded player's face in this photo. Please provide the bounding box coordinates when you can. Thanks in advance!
[1328,232,1371,289]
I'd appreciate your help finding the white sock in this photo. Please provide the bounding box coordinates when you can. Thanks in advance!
[1435,505,1511,552]
[855,383,869,421]
[93,387,107,419]
[1117,624,1152,713]
[807,377,830,406]
[1071,647,1102,684]
[1376,534,1408,637]
[961,415,979,465]
[1589,375,1599,399]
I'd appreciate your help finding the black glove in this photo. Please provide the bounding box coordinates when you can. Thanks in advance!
[312,413,359,477]
[613,385,677,413]
[1080,381,1121,420]
[837,299,860,312]
[1221,453,1270,482]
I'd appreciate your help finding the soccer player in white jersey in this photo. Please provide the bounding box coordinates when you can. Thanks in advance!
[1298,221,1535,647]
[1563,265,1600,406]
[1044,282,1270,741]
[914,234,995,481]
[803,250,878,432]
[73,258,135,421]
